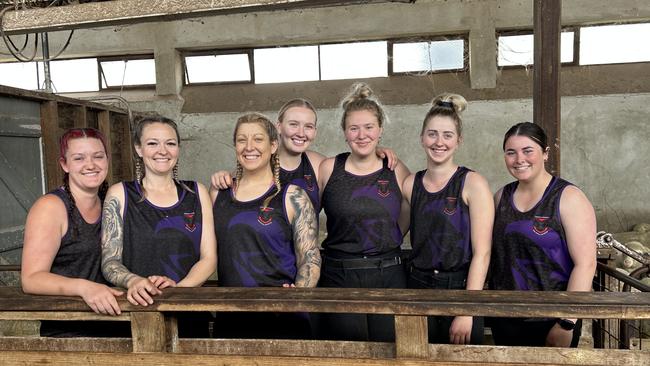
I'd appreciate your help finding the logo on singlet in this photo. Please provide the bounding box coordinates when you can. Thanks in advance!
[377,180,390,197]
[304,174,315,192]
[184,212,197,232]
[532,216,550,235]
[258,207,274,225]
[443,197,457,215]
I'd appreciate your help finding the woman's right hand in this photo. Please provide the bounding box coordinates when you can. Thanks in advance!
[79,281,124,316]
[210,170,233,190]
[126,276,162,306]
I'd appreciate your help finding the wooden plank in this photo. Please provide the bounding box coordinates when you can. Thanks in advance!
[395,315,428,358]
[0,350,648,366]
[119,115,134,181]
[97,110,114,184]
[130,312,166,353]
[1,287,649,320]
[533,0,562,176]
[165,314,179,353]
[2,0,408,35]
[73,106,88,128]
[40,101,61,191]
[0,85,128,114]
[177,339,394,358]
[0,311,130,321]
[0,337,131,353]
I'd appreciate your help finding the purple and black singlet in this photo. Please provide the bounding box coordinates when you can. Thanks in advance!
[280,152,320,212]
[408,167,472,273]
[121,180,202,283]
[213,184,296,287]
[490,176,573,291]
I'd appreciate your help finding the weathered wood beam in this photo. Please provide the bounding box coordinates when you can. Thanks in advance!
[2,0,415,35]
[533,0,561,176]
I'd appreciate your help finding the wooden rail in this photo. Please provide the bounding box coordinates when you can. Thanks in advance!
[1,287,649,366]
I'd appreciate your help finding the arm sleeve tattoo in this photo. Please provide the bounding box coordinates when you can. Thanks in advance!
[288,186,321,288]
[101,196,136,288]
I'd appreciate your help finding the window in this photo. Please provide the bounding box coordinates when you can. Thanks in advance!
[580,23,650,65]
[320,41,388,80]
[498,32,575,66]
[185,52,251,83]
[0,61,41,90]
[49,58,99,92]
[392,39,465,73]
[254,46,319,84]
[99,56,156,88]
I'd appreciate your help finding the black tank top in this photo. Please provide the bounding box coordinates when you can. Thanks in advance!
[321,153,403,257]
[490,176,573,291]
[409,167,472,272]
[280,152,320,212]
[48,188,106,284]
[122,180,202,283]
[213,184,296,287]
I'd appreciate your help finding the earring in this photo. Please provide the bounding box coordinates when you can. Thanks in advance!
[135,159,142,184]
[173,162,179,181]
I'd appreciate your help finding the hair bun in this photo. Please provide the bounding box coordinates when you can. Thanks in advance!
[342,82,374,109]
[431,93,467,114]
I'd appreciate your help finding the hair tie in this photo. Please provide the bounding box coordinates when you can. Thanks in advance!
[436,101,454,109]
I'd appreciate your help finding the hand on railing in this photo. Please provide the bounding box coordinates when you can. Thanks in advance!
[79,281,123,316]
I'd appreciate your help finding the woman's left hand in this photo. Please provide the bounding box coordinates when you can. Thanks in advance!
[449,316,473,344]
[545,322,573,347]
[147,275,177,289]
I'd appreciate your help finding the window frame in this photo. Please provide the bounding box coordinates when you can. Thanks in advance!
[496,27,579,69]
[388,34,468,76]
[578,21,650,66]
[97,54,156,91]
[182,48,254,86]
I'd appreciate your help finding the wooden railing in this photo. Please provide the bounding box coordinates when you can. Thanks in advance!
[1,287,649,366]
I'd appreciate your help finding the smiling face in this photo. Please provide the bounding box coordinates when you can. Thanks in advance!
[503,134,548,182]
[421,115,461,165]
[277,106,317,155]
[135,122,179,177]
[60,137,108,191]
[235,122,278,174]
[344,109,383,158]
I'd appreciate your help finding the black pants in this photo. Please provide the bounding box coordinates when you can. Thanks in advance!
[407,266,484,344]
[317,254,406,342]
[490,317,582,347]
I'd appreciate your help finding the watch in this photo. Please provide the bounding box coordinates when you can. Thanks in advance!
[556,318,576,331]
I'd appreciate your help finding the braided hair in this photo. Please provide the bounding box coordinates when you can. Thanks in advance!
[59,128,109,239]
[232,112,281,209]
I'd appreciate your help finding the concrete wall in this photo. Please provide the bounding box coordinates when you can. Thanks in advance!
[1,0,650,232]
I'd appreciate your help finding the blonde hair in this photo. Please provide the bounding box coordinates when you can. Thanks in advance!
[277,98,318,124]
[421,93,467,136]
[340,83,386,130]
[232,112,281,209]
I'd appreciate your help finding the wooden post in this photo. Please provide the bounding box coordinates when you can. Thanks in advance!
[394,315,428,358]
[40,101,61,191]
[166,314,179,353]
[121,115,134,180]
[97,110,114,184]
[73,105,88,128]
[533,0,562,176]
[130,312,166,353]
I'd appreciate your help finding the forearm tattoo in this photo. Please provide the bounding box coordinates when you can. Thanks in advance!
[289,187,321,288]
[101,196,136,288]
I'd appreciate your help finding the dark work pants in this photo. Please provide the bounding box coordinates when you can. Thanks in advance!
[490,317,582,347]
[317,258,406,342]
[407,266,484,344]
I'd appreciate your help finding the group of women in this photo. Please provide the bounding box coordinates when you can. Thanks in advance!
[21,82,597,348]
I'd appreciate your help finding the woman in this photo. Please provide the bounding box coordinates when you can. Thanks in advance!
[21,128,128,337]
[210,112,320,338]
[101,116,216,336]
[401,94,493,345]
[317,83,410,342]
[211,98,397,212]
[489,122,597,347]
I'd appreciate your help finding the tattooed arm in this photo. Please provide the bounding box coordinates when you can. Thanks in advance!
[286,185,321,288]
[101,183,161,306]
